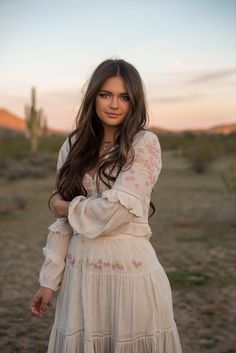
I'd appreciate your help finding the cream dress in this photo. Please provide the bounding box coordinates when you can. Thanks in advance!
[39,129,183,353]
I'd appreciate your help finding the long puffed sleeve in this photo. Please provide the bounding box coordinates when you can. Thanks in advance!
[68,130,162,239]
[39,138,73,292]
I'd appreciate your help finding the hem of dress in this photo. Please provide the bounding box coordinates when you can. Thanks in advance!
[47,323,183,353]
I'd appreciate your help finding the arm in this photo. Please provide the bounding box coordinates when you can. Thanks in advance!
[39,138,73,292]
[68,130,162,239]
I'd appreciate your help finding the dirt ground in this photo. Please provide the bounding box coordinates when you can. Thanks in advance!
[0,150,235,353]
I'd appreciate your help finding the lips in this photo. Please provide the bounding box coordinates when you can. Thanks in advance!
[106,112,120,117]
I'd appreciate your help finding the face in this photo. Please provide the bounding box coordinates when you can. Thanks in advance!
[95,76,131,131]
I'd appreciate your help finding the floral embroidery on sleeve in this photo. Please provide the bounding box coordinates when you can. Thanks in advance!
[123,133,161,189]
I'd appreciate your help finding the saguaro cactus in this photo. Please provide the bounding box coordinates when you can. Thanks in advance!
[25,87,44,153]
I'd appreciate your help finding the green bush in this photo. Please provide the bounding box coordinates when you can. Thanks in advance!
[182,139,219,173]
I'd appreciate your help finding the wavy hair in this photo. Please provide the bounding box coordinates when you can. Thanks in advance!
[49,58,156,217]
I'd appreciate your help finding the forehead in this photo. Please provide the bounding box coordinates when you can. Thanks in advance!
[99,76,128,93]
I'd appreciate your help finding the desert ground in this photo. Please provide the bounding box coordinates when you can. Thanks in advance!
[0,148,235,353]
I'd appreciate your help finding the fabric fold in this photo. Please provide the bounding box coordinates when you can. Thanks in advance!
[101,188,143,218]
[48,218,72,235]
[47,324,183,353]
[39,224,73,292]
[68,195,135,239]
[42,247,65,267]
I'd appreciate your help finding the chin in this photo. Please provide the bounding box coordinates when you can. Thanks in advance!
[103,119,124,126]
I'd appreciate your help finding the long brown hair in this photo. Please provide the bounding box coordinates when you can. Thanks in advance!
[49,58,156,216]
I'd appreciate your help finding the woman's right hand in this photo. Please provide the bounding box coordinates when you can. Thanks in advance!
[30,287,54,317]
[49,191,69,218]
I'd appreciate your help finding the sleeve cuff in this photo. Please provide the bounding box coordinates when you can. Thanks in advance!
[48,218,72,235]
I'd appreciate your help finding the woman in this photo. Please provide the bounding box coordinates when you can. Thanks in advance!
[30,58,183,353]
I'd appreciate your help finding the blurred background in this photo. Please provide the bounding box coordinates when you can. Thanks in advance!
[0,1,235,352]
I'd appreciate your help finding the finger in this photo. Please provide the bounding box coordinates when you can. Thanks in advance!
[30,296,42,316]
[31,303,41,316]
[40,302,51,314]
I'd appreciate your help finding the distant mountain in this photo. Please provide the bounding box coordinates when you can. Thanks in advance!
[206,122,236,134]
[150,122,236,135]
[1,107,235,135]
[0,108,27,132]
[149,125,172,134]
[0,108,66,135]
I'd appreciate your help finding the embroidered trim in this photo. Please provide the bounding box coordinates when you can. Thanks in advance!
[87,258,144,271]
[66,254,144,271]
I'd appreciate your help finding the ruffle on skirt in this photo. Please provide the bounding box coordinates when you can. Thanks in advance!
[47,321,182,353]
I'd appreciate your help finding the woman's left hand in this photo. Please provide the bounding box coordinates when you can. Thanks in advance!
[49,191,69,218]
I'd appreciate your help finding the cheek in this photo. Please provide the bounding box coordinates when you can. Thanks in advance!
[123,102,131,114]
[96,98,107,112]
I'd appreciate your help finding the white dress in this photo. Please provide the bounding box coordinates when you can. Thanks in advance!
[39,129,183,353]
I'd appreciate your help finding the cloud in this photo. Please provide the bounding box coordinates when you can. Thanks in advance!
[150,93,204,104]
[186,67,236,84]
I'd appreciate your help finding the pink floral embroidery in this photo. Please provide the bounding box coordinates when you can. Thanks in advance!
[86,258,144,271]
[138,148,145,153]
[66,253,75,266]
[124,175,135,182]
[132,260,143,268]
[121,135,160,189]
[66,254,143,271]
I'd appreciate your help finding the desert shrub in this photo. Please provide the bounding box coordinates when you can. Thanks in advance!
[0,195,27,216]
[0,159,29,179]
[158,131,236,157]
[220,162,236,204]
[0,130,66,160]
[39,134,66,154]
[222,131,236,154]
[0,131,66,179]
[181,137,220,173]
[0,136,30,160]
[0,154,56,180]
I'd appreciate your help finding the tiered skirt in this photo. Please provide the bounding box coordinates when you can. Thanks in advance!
[47,234,183,353]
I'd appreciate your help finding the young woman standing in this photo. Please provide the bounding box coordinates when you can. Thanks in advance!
[30,58,183,353]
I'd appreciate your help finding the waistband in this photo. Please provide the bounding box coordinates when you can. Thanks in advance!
[98,233,150,240]
[73,232,151,241]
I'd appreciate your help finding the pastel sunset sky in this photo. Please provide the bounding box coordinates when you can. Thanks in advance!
[1,0,236,132]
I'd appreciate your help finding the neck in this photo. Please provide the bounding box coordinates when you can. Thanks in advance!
[103,125,119,143]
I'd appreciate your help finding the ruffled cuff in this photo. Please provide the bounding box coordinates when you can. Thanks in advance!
[48,217,72,235]
[39,219,72,292]
[39,249,65,292]
[39,257,65,292]
[101,188,143,217]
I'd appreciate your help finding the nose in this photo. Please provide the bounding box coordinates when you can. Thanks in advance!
[110,96,119,109]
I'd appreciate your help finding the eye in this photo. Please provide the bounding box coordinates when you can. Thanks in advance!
[121,95,130,101]
[99,93,109,98]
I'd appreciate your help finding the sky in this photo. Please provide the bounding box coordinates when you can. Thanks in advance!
[0,0,236,132]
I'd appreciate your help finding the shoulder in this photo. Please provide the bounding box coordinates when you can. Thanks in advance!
[57,135,77,170]
[133,129,161,149]
[59,134,77,155]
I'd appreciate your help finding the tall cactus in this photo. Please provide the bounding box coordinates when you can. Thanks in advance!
[25,87,43,153]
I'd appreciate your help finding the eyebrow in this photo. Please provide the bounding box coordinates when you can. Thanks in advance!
[99,90,129,95]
